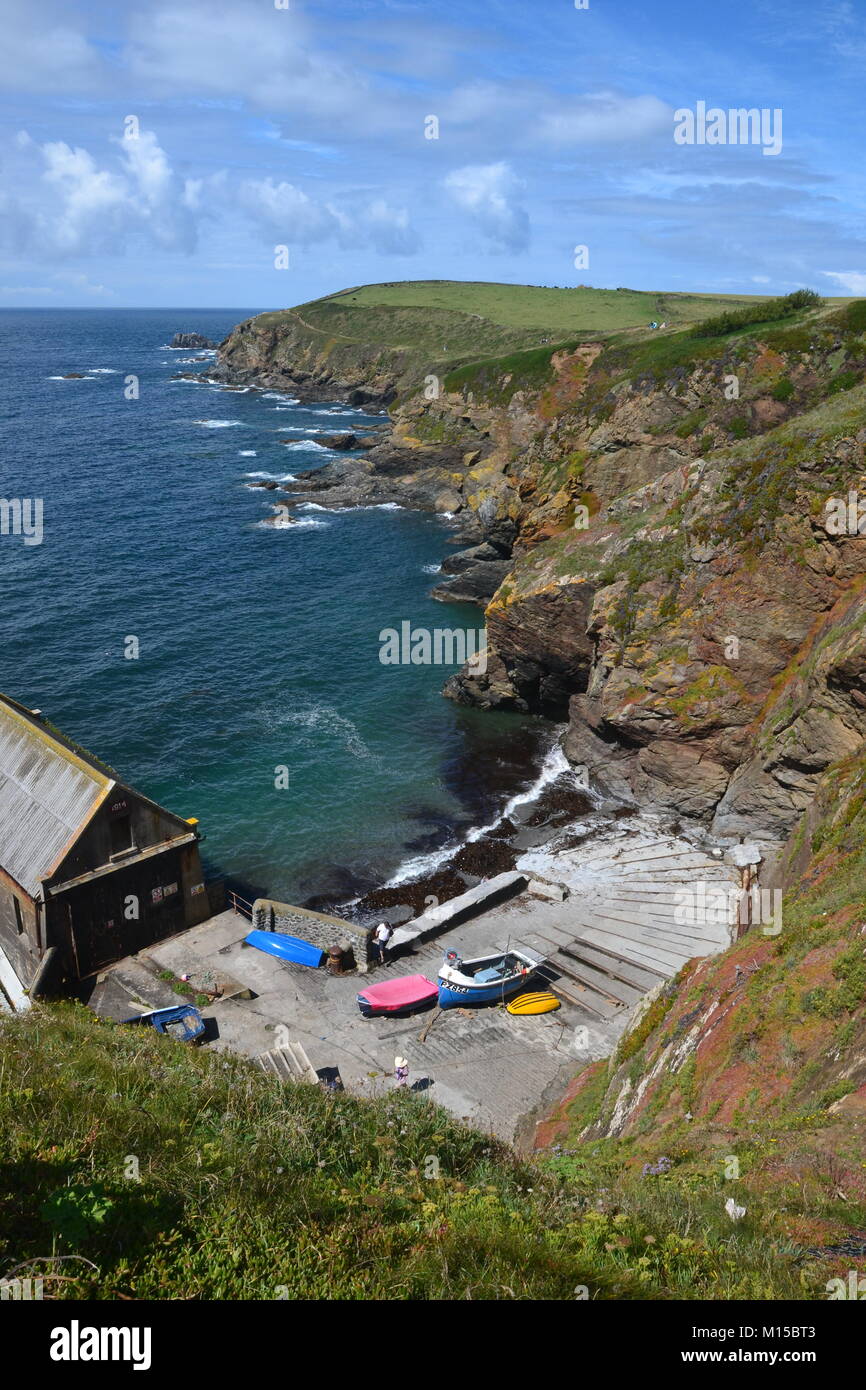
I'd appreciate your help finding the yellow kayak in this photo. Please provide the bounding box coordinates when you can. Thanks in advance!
[506,991,561,1016]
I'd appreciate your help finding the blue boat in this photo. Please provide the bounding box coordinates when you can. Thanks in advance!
[437,948,539,1008]
[244,929,326,969]
[124,1004,205,1042]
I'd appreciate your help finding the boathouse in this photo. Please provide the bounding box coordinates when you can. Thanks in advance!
[0,694,211,996]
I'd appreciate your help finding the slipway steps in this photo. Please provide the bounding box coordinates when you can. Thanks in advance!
[256,1041,319,1085]
[514,821,742,1018]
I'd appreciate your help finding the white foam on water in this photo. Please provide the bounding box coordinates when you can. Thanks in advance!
[257,515,328,530]
[238,450,258,457]
[280,440,332,451]
[87,367,118,374]
[331,502,406,513]
[192,419,243,428]
[262,392,301,403]
[48,374,96,380]
[259,702,382,765]
[383,738,576,888]
[422,562,441,574]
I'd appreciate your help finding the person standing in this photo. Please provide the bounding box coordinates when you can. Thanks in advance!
[372,921,392,965]
[394,1055,409,1088]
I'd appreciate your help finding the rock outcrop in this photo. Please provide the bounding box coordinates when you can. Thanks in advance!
[217,290,866,843]
[170,332,217,349]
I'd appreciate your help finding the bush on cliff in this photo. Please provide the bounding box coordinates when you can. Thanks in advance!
[690,289,823,340]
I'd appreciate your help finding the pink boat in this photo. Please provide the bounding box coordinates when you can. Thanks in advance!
[356,974,439,1018]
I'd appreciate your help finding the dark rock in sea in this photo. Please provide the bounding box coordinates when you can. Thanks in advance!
[282,440,468,516]
[440,541,510,573]
[248,480,279,490]
[309,432,386,451]
[62,373,86,378]
[170,332,217,349]
[431,560,512,606]
[311,433,359,450]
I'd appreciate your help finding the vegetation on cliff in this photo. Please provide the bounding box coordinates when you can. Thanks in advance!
[217,279,774,401]
[536,748,866,1298]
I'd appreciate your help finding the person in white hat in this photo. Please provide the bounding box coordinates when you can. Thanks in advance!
[394,1056,409,1087]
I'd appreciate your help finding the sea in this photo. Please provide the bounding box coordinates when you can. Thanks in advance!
[0,309,566,909]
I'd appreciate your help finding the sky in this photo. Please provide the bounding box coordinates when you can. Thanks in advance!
[1,0,865,307]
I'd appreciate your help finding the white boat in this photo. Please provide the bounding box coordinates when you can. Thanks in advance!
[437,948,540,1007]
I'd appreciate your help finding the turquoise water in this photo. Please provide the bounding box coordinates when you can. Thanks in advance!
[0,310,549,905]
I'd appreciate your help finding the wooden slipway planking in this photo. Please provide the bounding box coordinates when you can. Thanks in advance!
[509,813,744,1019]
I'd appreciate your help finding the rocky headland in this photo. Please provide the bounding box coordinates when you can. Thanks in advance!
[216,288,866,864]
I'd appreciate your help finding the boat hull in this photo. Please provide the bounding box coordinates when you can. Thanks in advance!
[436,948,539,1009]
[124,1005,205,1042]
[506,991,561,1016]
[244,930,325,969]
[356,974,438,1018]
[437,973,529,1008]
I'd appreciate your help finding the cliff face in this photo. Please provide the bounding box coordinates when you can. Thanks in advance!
[434,310,866,842]
[218,291,866,842]
[214,309,406,405]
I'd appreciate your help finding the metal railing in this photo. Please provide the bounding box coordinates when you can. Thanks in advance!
[227,889,254,921]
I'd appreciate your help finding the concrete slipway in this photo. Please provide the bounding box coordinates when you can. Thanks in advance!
[89,811,746,1144]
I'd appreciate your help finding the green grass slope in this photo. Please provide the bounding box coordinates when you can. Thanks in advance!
[0,1005,657,1301]
[324,281,767,335]
[253,281,816,370]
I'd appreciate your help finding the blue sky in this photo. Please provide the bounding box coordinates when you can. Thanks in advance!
[1,0,865,306]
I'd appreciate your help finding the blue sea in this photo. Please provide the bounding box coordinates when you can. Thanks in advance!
[0,310,555,907]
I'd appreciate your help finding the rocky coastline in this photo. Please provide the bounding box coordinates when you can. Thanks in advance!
[212,295,866,875]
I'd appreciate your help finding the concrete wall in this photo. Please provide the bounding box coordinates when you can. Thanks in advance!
[252,898,369,967]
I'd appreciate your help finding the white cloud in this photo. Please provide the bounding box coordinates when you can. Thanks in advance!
[357,199,419,255]
[2,129,210,257]
[239,179,419,255]
[821,270,866,294]
[0,0,102,91]
[238,179,339,246]
[444,162,529,252]
[535,93,672,146]
[125,2,378,128]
